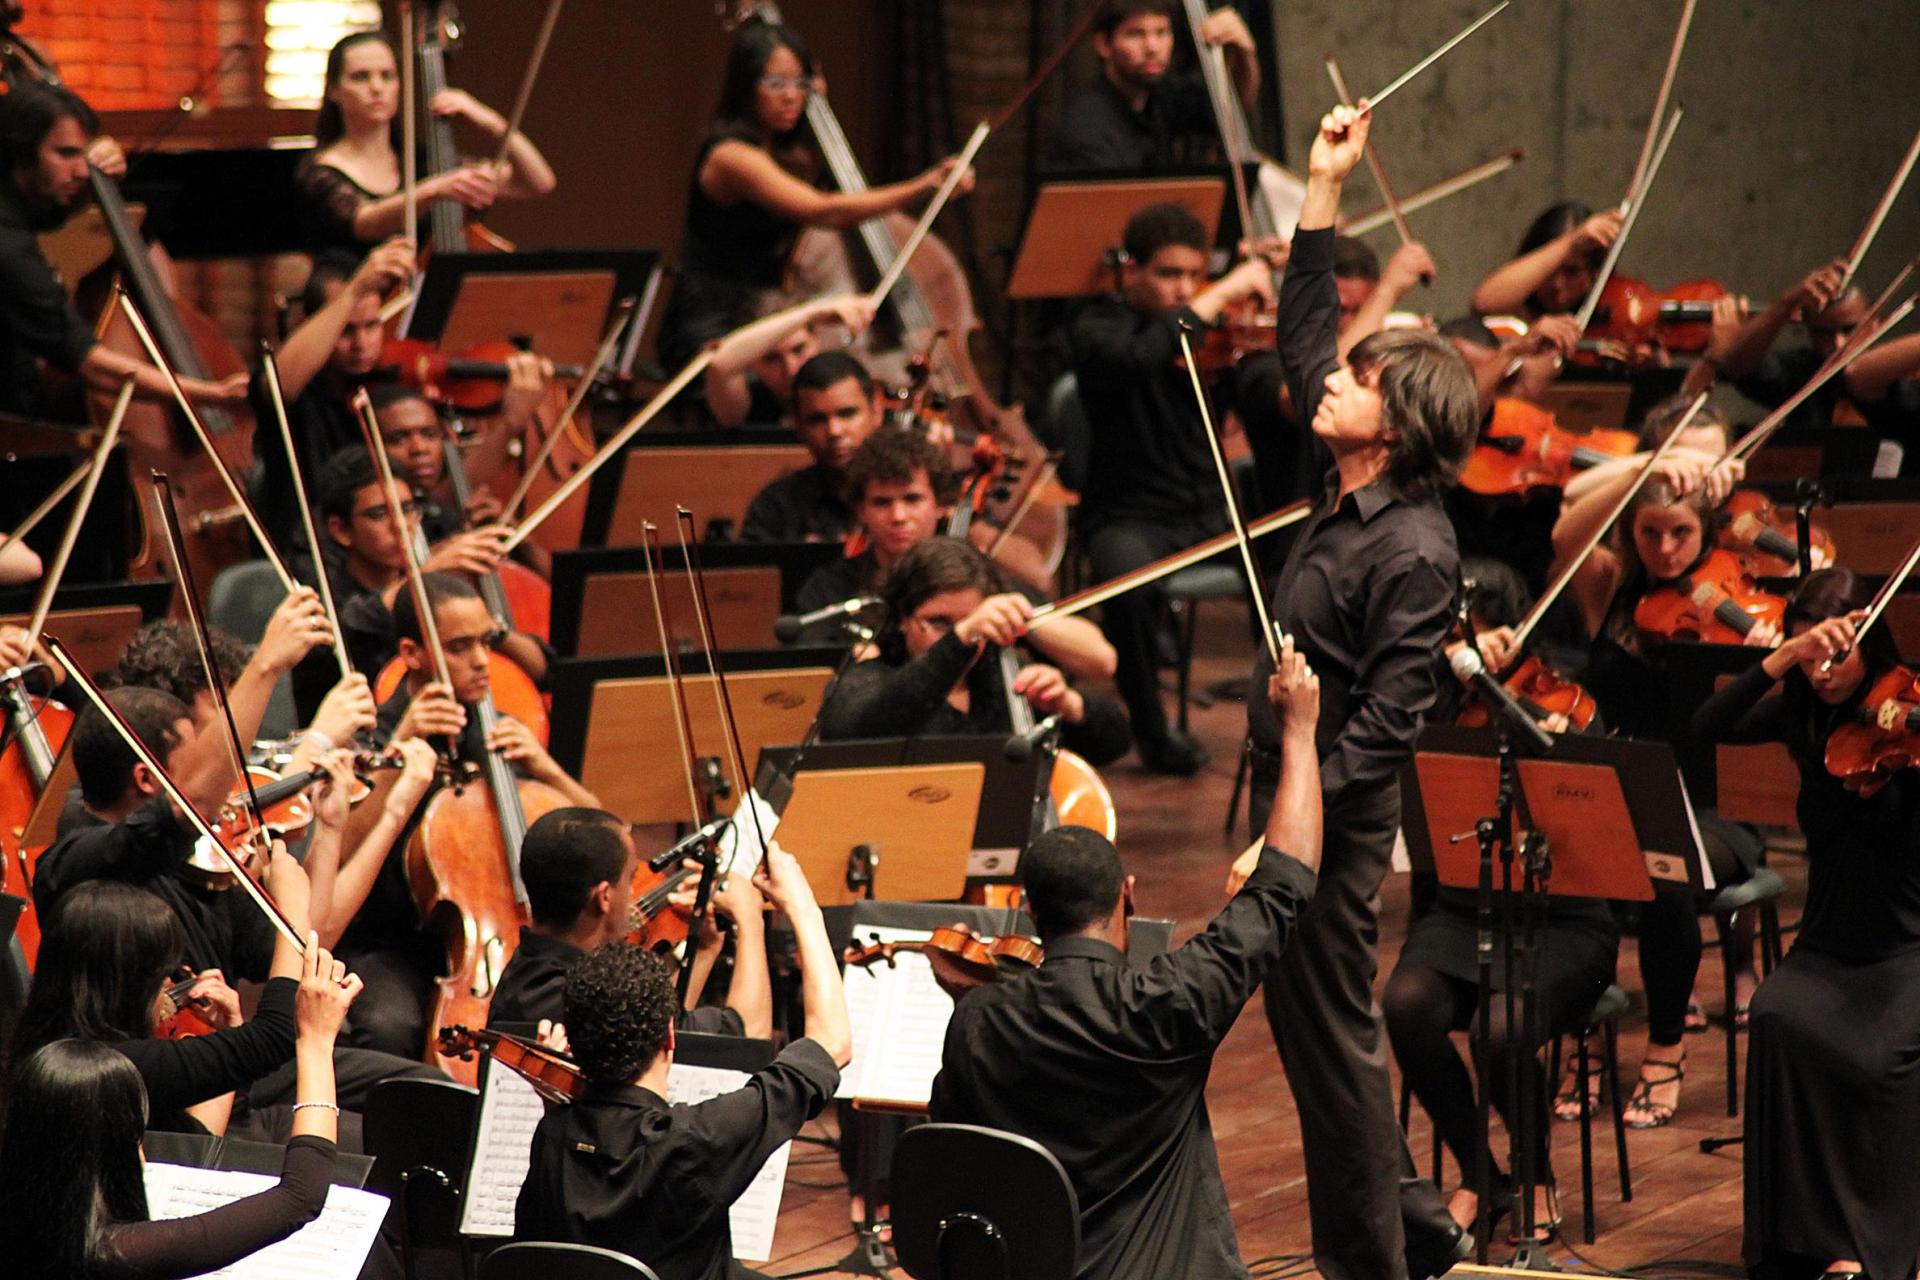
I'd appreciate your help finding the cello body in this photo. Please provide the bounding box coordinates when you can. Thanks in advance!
[0,690,74,964]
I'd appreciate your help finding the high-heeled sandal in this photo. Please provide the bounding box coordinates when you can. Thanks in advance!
[1552,1045,1606,1121]
[1623,1057,1686,1129]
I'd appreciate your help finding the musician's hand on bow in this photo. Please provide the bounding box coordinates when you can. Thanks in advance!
[86,135,127,179]
[258,587,332,674]
[1383,241,1437,293]
[395,682,466,742]
[428,164,499,213]
[486,714,567,785]
[751,842,820,921]
[308,673,376,749]
[424,526,509,578]
[500,351,553,433]
[1702,454,1746,507]
[462,484,505,528]
[1474,625,1520,674]
[1524,314,1583,361]
[384,737,441,821]
[1310,103,1369,182]
[182,371,253,406]
[1771,612,1861,672]
[296,937,362,1044]
[954,593,1032,650]
[1268,635,1320,740]
[1012,663,1085,724]
[1574,210,1624,254]
[919,156,975,199]
[0,624,44,675]
[352,238,416,299]
[1786,258,1847,320]
[815,294,878,340]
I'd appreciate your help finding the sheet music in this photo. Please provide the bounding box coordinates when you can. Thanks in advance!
[142,1163,388,1280]
[460,1062,546,1237]
[666,1062,790,1263]
[837,924,955,1108]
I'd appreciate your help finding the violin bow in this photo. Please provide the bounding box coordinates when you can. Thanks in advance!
[1623,0,1697,214]
[1819,533,1920,675]
[1175,322,1284,667]
[1506,392,1708,656]
[114,293,298,593]
[400,0,419,252]
[1354,0,1509,118]
[1342,146,1524,238]
[1029,501,1310,630]
[1325,56,1413,248]
[352,387,454,692]
[490,0,564,169]
[499,295,638,525]
[0,456,91,564]
[42,632,306,951]
[261,345,353,681]
[1726,292,1918,465]
[1575,106,1684,337]
[1838,126,1920,296]
[20,381,133,660]
[150,470,272,851]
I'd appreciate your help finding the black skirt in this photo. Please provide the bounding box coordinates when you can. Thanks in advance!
[1398,891,1618,1031]
[1744,942,1920,1280]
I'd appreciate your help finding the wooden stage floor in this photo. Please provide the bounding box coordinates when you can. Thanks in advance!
[759,614,1781,1278]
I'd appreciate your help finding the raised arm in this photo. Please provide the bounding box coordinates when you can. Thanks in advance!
[702,141,967,232]
[705,294,876,426]
[755,843,850,1065]
[1718,259,1845,381]
[1468,209,1620,316]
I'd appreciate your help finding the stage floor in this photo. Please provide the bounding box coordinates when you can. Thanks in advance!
[762,610,1772,1279]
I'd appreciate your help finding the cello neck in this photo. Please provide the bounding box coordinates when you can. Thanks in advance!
[473,695,532,908]
[1181,0,1276,240]
[439,426,517,631]
[1,676,55,788]
[417,37,465,255]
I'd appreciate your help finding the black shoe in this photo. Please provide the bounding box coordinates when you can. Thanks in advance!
[1140,730,1209,775]
[1406,1220,1475,1280]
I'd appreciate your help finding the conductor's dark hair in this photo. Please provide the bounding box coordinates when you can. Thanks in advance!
[1346,329,1480,499]
[844,426,956,506]
[110,620,250,708]
[521,808,633,930]
[1785,568,1899,668]
[563,943,679,1085]
[1516,200,1594,257]
[1123,201,1207,265]
[715,19,813,138]
[14,881,186,1058]
[0,83,98,175]
[1333,235,1381,283]
[792,350,875,403]
[1461,556,1532,631]
[316,446,380,525]
[315,31,400,148]
[1020,826,1126,939]
[71,687,189,811]
[1095,0,1177,37]
[301,246,364,315]
[0,1040,152,1280]
[391,571,481,644]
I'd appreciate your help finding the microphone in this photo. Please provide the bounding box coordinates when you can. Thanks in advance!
[1449,646,1555,754]
[647,816,732,874]
[773,596,880,645]
[1003,713,1064,763]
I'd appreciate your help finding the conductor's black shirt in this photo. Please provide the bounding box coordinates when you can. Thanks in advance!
[929,845,1317,1280]
[514,1037,840,1280]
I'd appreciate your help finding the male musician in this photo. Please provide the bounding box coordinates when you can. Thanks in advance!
[1047,1,1260,174]
[1241,103,1480,1280]
[488,805,772,1040]
[704,291,876,428]
[336,571,598,1058]
[929,648,1322,1280]
[0,83,245,415]
[1069,200,1272,774]
[739,351,884,544]
[514,845,850,1280]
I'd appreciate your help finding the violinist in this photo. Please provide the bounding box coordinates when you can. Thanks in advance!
[513,845,850,1280]
[1690,570,1920,1280]
[928,646,1322,1280]
[1242,103,1479,1280]
[294,30,556,255]
[487,806,772,1040]
[1070,201,1272,774]
[0,84,246,416]
[739,351,883,544]
[655,17,971,368]
[1046,0,1259,174]
[815,538,1131,769]
[703,290,876,428]
[1548,424,1771,1129]
[1469,200,1623,323]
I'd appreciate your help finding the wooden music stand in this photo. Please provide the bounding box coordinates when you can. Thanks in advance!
[549,542,839,657]
[579,428,815,548]
[778,763,984,906]
[406,249,662,368]
[1007,177,1225,299]
[0,582,175,680]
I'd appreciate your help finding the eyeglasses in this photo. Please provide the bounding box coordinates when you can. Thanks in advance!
[757,75,811,95]
[354,499,420,523]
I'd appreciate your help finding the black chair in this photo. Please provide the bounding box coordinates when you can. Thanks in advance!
[891,1123,1078,1280]
[480,1243,661,1280]
[364,1077,480,1280]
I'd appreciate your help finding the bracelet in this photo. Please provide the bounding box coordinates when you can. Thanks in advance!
[292,1101,340,1115]
[291,728,336,754]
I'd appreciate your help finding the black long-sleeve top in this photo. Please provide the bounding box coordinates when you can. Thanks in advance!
[110,977,299,1135]
[0,179,97,416]
[1246,228,1459,801]
[930,845,1317,1280]
[816,631,1133,767]
[1693,661,1920,960]
[106,1134,336,1277]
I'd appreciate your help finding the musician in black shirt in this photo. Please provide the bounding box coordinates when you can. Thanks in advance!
[740,351,883,544]
[1240,104,1480,1280]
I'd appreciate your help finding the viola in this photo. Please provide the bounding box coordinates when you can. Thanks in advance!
[1824,664,1920,798]
[377,336,588,414]
[1588,276,1743,359]
[1633,549,1786,646]
[844,924,1043,994]
[437,1024,583,1104]
[1456,654,1598,733]
[181,757,391,891]
[1458,398,1638,498]
[1719,490,1835,578]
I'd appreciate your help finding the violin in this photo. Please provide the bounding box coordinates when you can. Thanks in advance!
[1458,398,1638,498]
[1456,654,1598,733]
[155,972,220,1041]
[437,1024,583,1104]
[1587,276,1744,361]
[1719,490,1834,578]
[1633,548,1787,646]
[181,756,393,891]
[844,925,1044,994]
[377,336,589,414]
[1824,664,1920,798]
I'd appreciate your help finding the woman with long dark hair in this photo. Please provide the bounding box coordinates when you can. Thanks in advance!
[655,18,971,368]
[1693,569,1920,1280]
[0,941,360,1280]
[292,29,555,254]
[1469,200,1625,321]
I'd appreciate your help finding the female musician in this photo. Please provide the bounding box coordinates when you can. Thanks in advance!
[655,18,972,368]
[294,31,556,255]
[0,935,360,1280]
[816,537,1131,766]
[1469,201,1623,321]
[1549,416,1772,1128]
[1692,570,1920,1280]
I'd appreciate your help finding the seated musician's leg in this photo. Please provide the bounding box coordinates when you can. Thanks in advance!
[1084,519,1203,774]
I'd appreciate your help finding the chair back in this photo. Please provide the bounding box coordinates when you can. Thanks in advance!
[207,560,297,738]
[892,1123,1079,1280]
[481,1242,662,1280]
